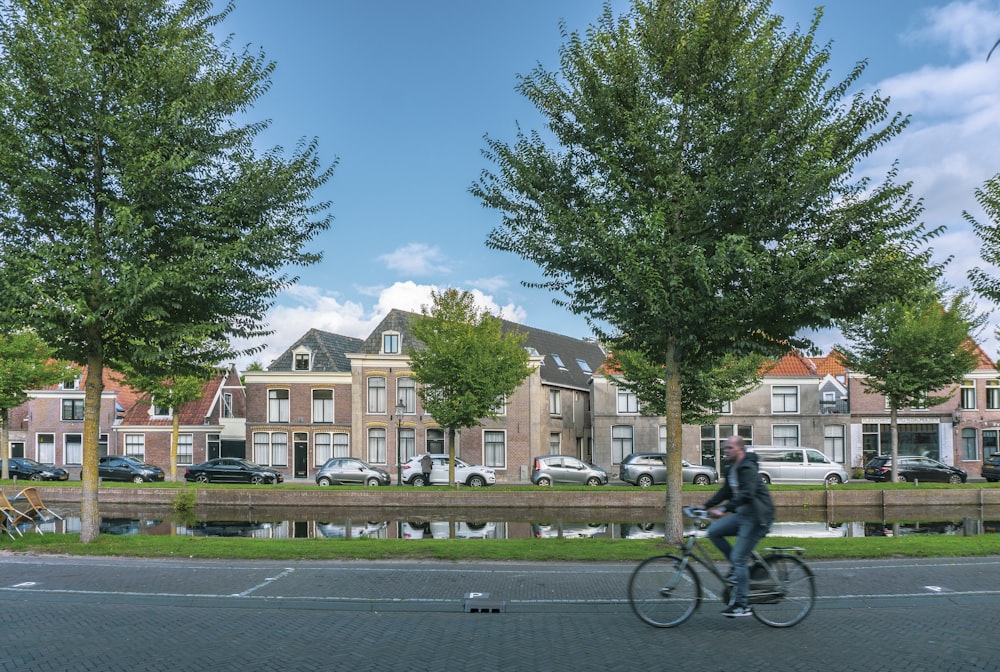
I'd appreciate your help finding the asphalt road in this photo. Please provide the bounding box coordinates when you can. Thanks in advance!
[0,553,997,671]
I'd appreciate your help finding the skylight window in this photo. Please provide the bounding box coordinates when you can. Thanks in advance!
[551,354,566,368]
[576,359,592,373]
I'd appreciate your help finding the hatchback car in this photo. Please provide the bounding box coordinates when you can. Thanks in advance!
[618,452,718,487]
[531,455,608,486]
[184,458,283,485]
[982,453,1000,482]
[863,455,967,484]
[2,458,69,482]
[399,454,496,487]
[98,455,165,483]
[315,457,390,487]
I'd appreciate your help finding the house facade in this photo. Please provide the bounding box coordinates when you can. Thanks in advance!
[242,311,606,483]
[114,365,247,475]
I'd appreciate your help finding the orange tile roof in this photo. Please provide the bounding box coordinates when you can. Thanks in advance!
[761,351,817,376]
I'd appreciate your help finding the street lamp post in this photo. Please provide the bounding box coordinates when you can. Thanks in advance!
[395,399,406,485]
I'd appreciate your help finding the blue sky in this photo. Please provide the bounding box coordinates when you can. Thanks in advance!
[215,1,1000,367]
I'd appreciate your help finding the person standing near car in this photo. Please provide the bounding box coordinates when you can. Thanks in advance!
[420,453,433,486]
[702,435,774,618]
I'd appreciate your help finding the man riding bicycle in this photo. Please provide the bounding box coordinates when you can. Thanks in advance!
[702,435,774,617]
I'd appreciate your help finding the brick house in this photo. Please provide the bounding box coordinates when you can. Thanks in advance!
[244,310,606,483]
[114,364,247,477]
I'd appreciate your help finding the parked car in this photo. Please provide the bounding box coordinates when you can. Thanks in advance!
[531,455,608,486]
[400,521,499,539]
[98,455,165,483]
[531,522,608,538]
[618,452,718,487]
[315,457,390,487]
[184,458,283,485]
[982,453,1000,482]
[399,454,495,487]
[2,457,69,482]
[863,455,967,484]
[748,446,850,485]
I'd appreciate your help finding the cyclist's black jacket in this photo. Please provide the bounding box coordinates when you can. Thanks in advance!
[703,452,774,530]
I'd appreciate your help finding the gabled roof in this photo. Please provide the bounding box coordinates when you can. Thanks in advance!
[761,351,818,377]
[119,367,235,427]
[359,308,606,390]
[268,328,365,372]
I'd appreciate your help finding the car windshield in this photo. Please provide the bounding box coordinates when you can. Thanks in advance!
[127,459,157,468]
[16,458,43,467]
[235,460,262,469]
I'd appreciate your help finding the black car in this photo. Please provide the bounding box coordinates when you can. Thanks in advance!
[98,455,166,483]
[982,453,1000,483]
[863,455,967,484]
[2,457,69,481]
[184,458,283,485]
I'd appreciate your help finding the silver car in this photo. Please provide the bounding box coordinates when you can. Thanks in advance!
[531,455,608,486]
[315,457,391,486]
[618,452,718,487]
[400,454,496,487]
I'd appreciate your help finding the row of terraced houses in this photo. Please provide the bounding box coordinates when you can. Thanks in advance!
[6,308,1000,481]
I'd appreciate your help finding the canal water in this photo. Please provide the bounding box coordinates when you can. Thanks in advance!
[30,503,1000,540]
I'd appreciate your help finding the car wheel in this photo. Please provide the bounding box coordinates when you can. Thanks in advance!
[759,473,771,485]
[132,475,145,484]
[693,474,710,486]
[948,474,963,484]
[317,477,333,487]
[29,473,43,481]
[195,473,209,483]
[825,474,842,486]
[637,474,654,488]
[412,475,426,487]
[467,475,486,488]
[365,477,382,487]
[987,477,998,483]
[251,475,265,485]
[536,476,551,487]
[586,477,602,486]
[895,474,908,482]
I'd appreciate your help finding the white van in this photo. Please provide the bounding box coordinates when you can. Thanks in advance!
[747,446,849,486]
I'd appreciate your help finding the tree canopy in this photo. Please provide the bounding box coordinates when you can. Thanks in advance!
[0,0,334,540]
[473,0,939,541]
[408,289,532,484]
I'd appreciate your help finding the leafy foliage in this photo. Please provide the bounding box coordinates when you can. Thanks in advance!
[472,0,940,541]
[409,289,532,433]
[0,0,334,540]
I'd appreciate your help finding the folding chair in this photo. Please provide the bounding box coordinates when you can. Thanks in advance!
[14,486,64,524]
[0,491,34,538]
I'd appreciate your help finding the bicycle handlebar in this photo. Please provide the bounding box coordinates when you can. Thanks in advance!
[682,506,711,521]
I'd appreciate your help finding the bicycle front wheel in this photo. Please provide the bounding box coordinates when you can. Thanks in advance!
[750,553,815,628]
[628,554,701,628]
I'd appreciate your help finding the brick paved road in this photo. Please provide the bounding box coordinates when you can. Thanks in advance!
[0,554,997,671]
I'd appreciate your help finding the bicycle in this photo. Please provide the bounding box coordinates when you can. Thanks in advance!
[628,506,816,628]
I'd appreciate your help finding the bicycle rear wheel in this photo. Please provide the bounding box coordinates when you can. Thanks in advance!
[628,554,701,628]
[750,553,815,628]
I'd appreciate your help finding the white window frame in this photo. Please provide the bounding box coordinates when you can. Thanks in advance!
[222,392,234,418]
[177,433,193,465]
[824,424,845,463]
[293,350,311,371]
[549,389,561,416]
[314,432,332,466]
[64,433,83,465]
[368,377,386,414]
[484,430,506,468]
[400,427,416,462]
[252,431,288,467]
[37,433,55,464]
[397,377,416,414]
[771,385,799,414]
[368,427,387,464]
[268,389,290,423]
[333,432,349,458]
[612,425,634,463]
[617,388,638,414]
[961,380,976,410]
[382,332,400,354]
[312,388,334,423]
[549,432,560,453]
[124,433,145,460]
[987,380,1000,410]
[772,424,800,446]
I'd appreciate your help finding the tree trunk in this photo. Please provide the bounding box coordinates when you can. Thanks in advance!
[663,343,685,545]
[890,404,899,482]
[1,409,9,481]
[447,427,457,487]
[80,351,105,543]
[170,412,180,481]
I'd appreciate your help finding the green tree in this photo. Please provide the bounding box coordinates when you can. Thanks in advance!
[472,0,938,541]
[124,371,209,481]
[0,0,334,541]
[968,174,1000,314]
[839,287,984,481]
[408,289,533,486]
[0,331,77,480]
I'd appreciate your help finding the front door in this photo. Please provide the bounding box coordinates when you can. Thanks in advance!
[294,434,308,479]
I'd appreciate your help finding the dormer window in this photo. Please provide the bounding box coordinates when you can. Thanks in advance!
[383,332,400,355]
[151,401,171,418]
[293,349,311,371]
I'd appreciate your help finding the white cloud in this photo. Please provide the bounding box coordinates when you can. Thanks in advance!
[905,1,1000,59]
[377,242,450,275]
[233,281,529,370]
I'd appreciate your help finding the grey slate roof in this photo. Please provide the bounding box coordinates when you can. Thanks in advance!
[360,309,605,390]
[268,328,365,372]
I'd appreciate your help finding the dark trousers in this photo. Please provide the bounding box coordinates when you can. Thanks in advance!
[706,512,767,606]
